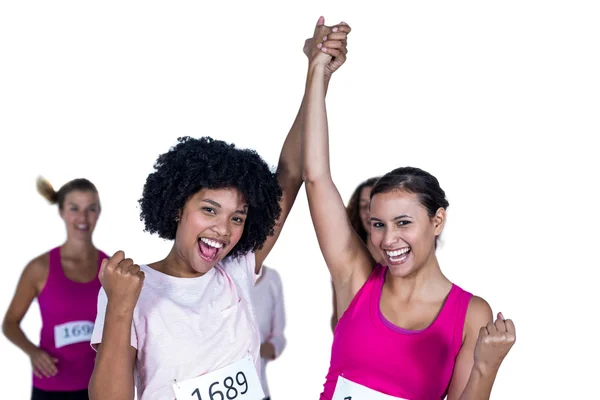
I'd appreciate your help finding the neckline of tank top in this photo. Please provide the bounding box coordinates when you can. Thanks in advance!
[139,263,219,284]
[375,266,457,335]
[54,247,103,285]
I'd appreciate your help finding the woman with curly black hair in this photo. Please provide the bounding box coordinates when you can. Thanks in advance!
[87,18,351,400]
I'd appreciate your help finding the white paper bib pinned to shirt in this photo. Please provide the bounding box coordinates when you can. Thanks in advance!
[54,320,94,348]
[173,356,264,400]
[332,376,410,400]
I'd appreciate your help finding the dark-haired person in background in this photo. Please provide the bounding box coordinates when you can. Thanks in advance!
[3,177,108,400]
[88,18,351,400]
[302,25,516,399]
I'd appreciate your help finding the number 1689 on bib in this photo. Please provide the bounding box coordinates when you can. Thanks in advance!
[173,356,264,400]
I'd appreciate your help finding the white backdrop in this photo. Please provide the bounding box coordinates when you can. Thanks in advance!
[1,1,598,398]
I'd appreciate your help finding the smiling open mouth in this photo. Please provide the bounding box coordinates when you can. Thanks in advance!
[197,237,225,261]
[386,247,411,264]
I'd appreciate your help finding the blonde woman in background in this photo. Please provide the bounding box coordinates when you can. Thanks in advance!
[3,177,108,400]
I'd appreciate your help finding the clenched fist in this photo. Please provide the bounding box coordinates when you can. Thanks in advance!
[474,312,516,374]
[99,251,144,311]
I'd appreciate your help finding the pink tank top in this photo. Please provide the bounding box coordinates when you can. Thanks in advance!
[33,246,107,391]
[321,265,472,400]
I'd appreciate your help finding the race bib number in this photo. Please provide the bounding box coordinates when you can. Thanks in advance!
[173,356,264,400]
[54,321,94,348]
[332,376,409,400]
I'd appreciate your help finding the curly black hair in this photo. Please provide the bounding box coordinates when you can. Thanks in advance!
[139,136,282,259]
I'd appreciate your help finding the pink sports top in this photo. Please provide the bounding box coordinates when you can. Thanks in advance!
[33,246,107,391]
[321,264,472,399]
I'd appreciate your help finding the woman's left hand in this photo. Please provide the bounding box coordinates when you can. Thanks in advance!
[474,312,516,374]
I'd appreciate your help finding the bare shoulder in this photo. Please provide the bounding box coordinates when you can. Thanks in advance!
[22,252,50,288]
[465,295,493,332]
[25,253,49,276]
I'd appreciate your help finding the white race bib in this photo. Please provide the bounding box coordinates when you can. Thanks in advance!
[332,376,409,400]
[54,320,94,348]
[172,356,264,400]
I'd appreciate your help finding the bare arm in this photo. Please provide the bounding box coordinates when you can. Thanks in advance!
[254,23,345,273]
[447,297,493,399]
[2,258,45,356]
[89,252,144,400]
[448,298,516,400]
[255,19,353,274]
[254,93,307,272]
[89,305,136,400]
[302,44,374,317]
[2,256,58,378]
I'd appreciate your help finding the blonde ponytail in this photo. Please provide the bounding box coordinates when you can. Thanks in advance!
[36,176,58,204]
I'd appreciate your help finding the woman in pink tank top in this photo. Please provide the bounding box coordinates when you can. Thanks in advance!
[2,177,108,400]
[302,22,517,399]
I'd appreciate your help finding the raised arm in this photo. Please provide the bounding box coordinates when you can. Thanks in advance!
[255,18,351,272]
[89,252,143,400]
[2,255,58,379]
[254,100,303,272]
[447,298,516,400]
[302,19,374,315]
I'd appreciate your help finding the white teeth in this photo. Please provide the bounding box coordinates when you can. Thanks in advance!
[77,224,88,229]
[200,238,223,248]
[386,248,410,257]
